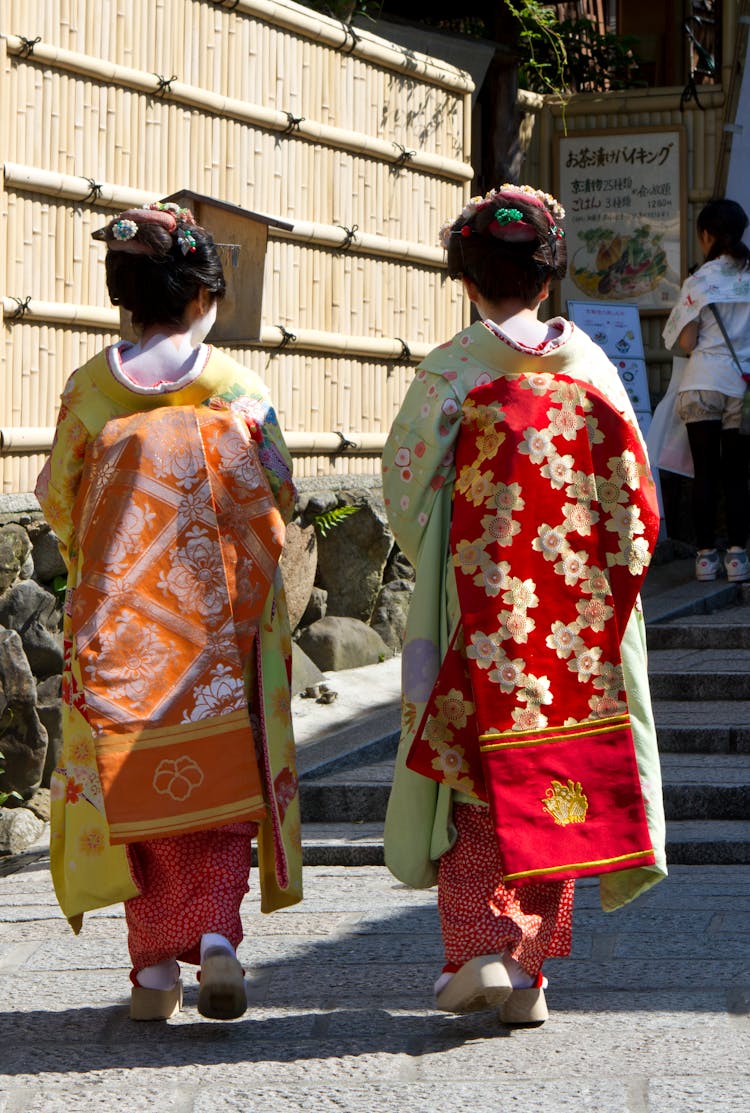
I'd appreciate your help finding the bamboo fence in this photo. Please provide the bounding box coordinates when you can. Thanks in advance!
[0,0,473,491]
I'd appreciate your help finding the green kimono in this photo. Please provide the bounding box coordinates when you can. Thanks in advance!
[382,319,667,912]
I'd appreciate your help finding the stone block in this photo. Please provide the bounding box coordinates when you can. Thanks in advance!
[296,616,391,672]
[315,497,392,623]
[0,807,45,856]
[0,524,33,592]
[37,675,63,786]
[30,526,67,583]
[0,629,49,798]
[370,578,413,652]
[0,579,63,678]
[279,521,317,632]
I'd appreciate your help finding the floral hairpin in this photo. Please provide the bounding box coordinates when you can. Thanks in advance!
[112,218,138,242]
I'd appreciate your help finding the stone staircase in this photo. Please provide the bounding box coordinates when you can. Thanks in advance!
[299,588,750,867]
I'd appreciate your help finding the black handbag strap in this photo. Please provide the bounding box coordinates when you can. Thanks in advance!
[709,303,746,381]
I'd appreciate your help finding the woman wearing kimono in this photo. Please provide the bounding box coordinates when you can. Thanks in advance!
[36,203,301,1021]
[662,198,750,583]
[382,185,666,1027]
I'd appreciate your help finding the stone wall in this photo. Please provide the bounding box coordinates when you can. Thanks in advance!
[0,480,413,829]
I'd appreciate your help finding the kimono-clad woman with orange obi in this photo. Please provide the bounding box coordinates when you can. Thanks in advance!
[36,203,301,1021]
[382,185,666,1028]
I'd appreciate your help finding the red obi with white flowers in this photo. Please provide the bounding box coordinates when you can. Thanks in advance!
[406,371,660,883]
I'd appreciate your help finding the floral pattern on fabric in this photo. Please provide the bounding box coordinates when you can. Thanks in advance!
[36,347,302,927]
[419,373,655,779]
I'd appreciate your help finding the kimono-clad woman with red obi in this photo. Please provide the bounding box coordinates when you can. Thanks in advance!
[36,203,301,1022]
[382,185,666,1027]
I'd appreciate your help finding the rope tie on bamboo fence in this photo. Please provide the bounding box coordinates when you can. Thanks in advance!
[210,0,240,8]
[394,338,412,363]
[153,74,178,98]
[336,224,359,253]
[332,431,358,454]
[7,297,32,320]
[83,178,103,203]
[274,325,297,350]
[335,20,361,55]
[392,143,417,170]
[13,35,41,58]
[282,112,305,134]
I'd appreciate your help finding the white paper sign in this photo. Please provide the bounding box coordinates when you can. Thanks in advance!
[557,129,683,311]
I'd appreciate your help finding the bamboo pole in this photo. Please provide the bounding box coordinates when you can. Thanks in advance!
[2,164,452,266]
[3,36,473,183]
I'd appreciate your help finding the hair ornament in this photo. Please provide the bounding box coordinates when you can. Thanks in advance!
[112,218,138,242]
[439,184,566,251]
[500,183,566,223]
[492,207,523,225]
[177,228,197,255]
[146,200,197,226]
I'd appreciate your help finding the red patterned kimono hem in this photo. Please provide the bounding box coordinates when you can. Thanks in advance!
[437,804,574,977]
[125,821,257,971]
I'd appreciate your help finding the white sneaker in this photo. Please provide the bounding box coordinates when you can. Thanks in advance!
[724,550,750,582]
[695,550,721,581]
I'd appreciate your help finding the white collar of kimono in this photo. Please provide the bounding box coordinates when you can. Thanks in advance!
[483,315,572,355]
[106,338,211,394]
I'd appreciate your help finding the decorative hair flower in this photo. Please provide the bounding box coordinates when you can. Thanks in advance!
[112,218,138,241]
[146,200,197,225]
[500,183,566,222]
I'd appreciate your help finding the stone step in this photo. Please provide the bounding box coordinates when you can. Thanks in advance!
[660,754,750,820]
[653,701,750,753]
[647,648,750,700]
[295,820,750,867]
[299,753,750,823]
[647,605,750,650]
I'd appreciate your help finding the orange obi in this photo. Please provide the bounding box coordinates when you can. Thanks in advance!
[71,406,285,843]
[407,373,660,884]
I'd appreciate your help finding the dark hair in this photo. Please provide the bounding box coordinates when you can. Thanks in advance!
[103,219,226,330]
[698,198,750,269]
[446,193,567,305]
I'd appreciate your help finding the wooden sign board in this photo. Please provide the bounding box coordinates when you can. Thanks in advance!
[118,190,293,344]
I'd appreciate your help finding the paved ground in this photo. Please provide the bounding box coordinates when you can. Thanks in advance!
[1,556,749,1111]
[1,852,749,1112]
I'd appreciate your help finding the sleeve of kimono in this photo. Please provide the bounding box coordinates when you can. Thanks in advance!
[254,405,296,525]
[663,274,702,349]
[34,395,90,573]
[382,367,463,567]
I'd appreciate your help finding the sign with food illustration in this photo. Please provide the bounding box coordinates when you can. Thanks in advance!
[556,128,684,312]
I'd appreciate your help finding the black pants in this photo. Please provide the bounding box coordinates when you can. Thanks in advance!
[686,420,750,549]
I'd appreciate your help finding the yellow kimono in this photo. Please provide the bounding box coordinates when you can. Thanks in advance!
[36,343,302,930]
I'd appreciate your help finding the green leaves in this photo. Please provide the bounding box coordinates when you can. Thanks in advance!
[313,505,360,538]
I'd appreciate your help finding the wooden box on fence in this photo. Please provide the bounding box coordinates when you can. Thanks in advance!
[118,190,293,344]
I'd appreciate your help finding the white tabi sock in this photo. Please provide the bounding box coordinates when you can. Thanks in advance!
[200,933,235,963]
[136,958,180,991]
[503,953,548,990]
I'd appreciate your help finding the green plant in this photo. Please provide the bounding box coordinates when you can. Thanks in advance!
[313,504,360,538]
[504,5,643,97]
[51,573,67,603]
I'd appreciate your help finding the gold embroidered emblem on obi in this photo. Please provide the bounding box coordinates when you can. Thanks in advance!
[542,778,588,826]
